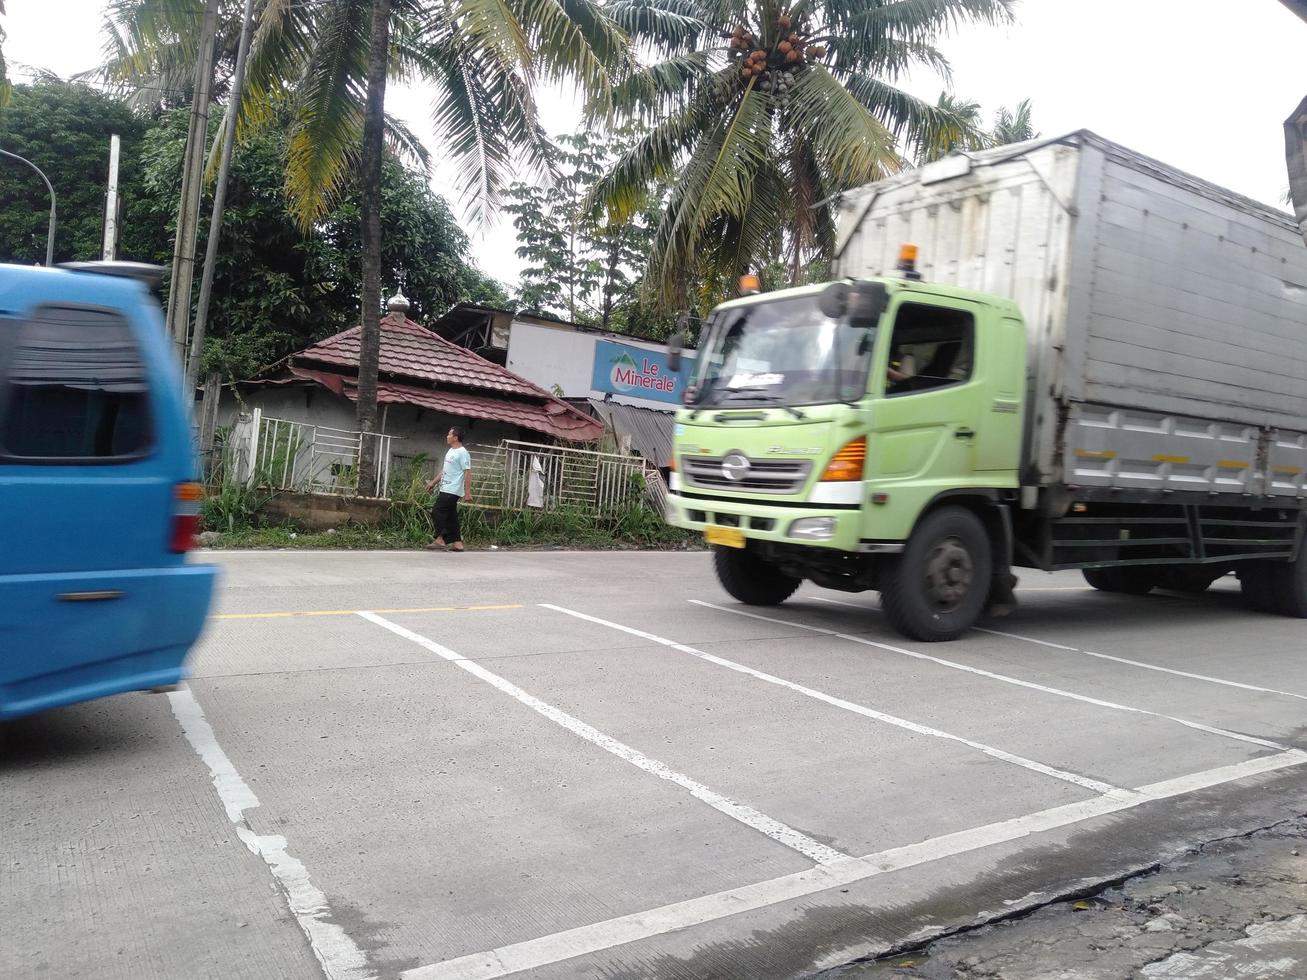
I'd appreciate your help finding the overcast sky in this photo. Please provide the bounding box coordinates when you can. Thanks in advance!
[5,0,1304,288]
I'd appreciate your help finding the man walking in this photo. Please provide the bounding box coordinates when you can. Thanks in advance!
[426,427,472,552]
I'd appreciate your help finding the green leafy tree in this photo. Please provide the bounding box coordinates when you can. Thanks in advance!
[594,0,1013,309]
[506,133,627,324]
[994,98,1038,146]
[129,106,505,380]
[507,130,683,334]
[0,81,151,264]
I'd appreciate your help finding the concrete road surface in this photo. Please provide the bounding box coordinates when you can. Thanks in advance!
[4,550,1306,979]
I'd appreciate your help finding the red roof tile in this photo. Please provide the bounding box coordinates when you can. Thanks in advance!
[288,367,604,442]
[296,313,544,398]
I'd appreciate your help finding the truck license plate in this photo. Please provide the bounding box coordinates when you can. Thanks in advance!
[705,526,746,549]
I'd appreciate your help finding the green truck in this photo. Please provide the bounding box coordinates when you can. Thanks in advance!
[665,132,1307,641]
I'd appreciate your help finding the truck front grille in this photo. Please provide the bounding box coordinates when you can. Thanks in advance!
[681,455,812,495]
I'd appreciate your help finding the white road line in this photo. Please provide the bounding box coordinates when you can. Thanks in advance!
[695,601,1290,752]
[541,603,1124,797]
[356,612,846,866]
[402,749,1307,980]
[975,626,1307,703]
[813,595,1307,708]
[168,688,374,980]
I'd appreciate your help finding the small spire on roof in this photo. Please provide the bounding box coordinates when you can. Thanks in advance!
[387,290,411,315]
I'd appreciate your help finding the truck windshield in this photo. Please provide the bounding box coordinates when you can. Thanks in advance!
[688,295,877,408]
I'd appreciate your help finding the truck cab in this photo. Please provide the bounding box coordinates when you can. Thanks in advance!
[667,254,1026,641]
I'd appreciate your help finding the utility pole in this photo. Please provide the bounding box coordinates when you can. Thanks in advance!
[0,147,56,267]
[187,0,256,397]
[165,0,221,366]
[103,134,121,260]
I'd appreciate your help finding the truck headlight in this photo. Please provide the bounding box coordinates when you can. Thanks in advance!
[789,517,837,540]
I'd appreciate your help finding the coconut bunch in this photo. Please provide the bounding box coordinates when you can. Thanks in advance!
[722,12,827,109]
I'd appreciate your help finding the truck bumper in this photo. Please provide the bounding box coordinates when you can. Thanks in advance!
[667,490,901,554]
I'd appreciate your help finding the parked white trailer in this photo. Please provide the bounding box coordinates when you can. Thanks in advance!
[835,131,1307,502]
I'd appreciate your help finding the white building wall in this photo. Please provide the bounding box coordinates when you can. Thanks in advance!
[217,386,519,480]
[505,320,693,411]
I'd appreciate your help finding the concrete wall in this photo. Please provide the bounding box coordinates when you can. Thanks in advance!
[218,386,520,480]
[260,490,393,530]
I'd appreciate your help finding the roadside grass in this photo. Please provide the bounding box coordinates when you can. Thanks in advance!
[203,503,699,552]
[201,457,698,551]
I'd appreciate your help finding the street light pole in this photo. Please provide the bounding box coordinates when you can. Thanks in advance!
[0,147,57,267]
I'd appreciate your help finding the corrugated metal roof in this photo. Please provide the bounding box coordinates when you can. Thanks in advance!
[289,367,604,442]
[585,399,674,467]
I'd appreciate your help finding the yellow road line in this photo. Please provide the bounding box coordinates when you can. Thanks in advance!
[214,603,522,621]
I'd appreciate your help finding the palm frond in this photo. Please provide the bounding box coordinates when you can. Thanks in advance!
[824,34,953,82]
[834,70,979,156]
[452,0,535,77]
[284,0,371,229]
[426,38,518,225]
[786,65,900,186]
[654,80,773,300]
[839,0,1015,38]
[385,112,432,171]
[609,51,712,122]
[505,0,628,112]
[590,87,716,223]
[606,0,710,54]
[993,97,1038,145]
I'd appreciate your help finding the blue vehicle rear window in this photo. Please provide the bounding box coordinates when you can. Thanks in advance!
[0,306,153,461]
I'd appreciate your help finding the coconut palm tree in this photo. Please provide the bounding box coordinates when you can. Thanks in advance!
[916,91,988,164]
[993,98,1038,146]
[98,0,628,491]
[593,0,1014,308]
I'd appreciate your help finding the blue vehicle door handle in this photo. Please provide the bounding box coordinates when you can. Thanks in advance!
[58,590,125,602]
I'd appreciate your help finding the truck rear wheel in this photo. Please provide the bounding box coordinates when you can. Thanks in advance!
[1082,567,1155,595]
[880,507,993,642]
[1267,555,1307,618]
[712,545,801,606]
[1154,567,1220,594]
[1239,562,1278,612]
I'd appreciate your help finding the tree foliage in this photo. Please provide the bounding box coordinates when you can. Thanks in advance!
[0,0,11,109]
[916,91,988,163]
[97,0,630,229]
[126,103,504,379]
[593,0,1015,310]
[506,131,668,331]
[0,82,151,264]
[993,98,1038,146]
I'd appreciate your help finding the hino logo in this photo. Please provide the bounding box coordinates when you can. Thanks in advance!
[721,453,751,482]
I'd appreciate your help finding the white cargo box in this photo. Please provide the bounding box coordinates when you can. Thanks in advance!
[835,131,1307,497]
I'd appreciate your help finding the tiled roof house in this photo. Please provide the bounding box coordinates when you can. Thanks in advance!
[247,296,603,443]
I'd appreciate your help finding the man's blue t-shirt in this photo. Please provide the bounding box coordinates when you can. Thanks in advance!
[440,446,472,498]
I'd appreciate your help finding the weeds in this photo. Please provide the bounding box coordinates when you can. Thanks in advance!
[202,446,696,551]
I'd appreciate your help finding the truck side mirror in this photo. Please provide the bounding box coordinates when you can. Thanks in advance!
[666,331,685,373]
[820,280,887,324]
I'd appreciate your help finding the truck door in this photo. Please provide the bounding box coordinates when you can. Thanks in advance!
[869,296,986,491]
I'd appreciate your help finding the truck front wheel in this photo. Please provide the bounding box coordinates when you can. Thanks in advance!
[712,545,801,606]
[880,507,993,642]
